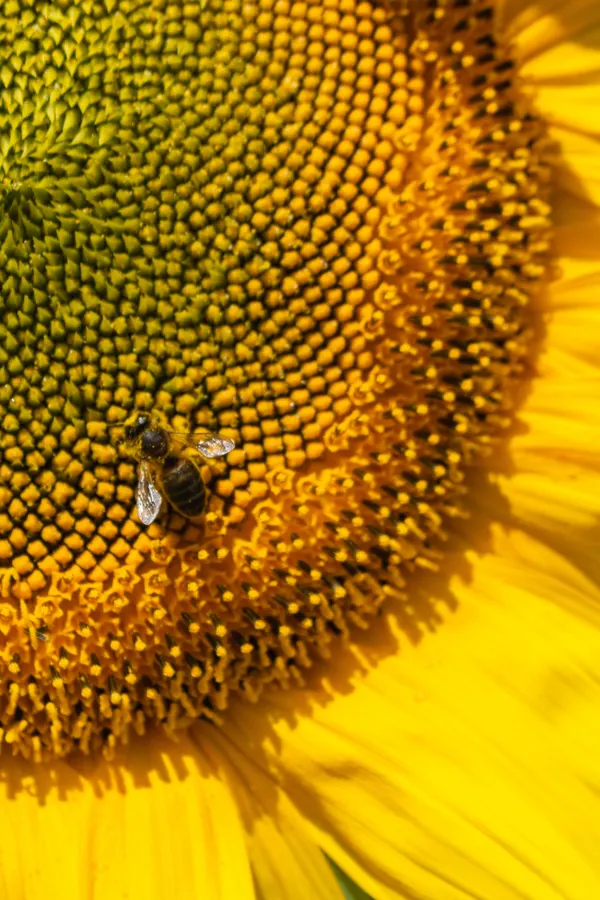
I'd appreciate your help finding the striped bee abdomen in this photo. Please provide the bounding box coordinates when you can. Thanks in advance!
[162,456,206,518]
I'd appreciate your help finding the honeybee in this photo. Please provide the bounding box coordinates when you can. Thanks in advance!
[120,413,235,526]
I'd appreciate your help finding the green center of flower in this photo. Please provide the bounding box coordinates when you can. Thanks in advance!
[0,0,551,760]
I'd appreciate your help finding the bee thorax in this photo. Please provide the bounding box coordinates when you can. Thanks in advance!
[140,428,169,459]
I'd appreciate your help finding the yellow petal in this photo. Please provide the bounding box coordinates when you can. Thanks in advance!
[0,758,94,900]
[529,83,600,136]
[522,35,600,80]
[499,0,600,68]
[553,195,600,257]
[219,703,402,900]
[496,463,600,550]
[0,730,254,900]
[506,204,600,469]
[193,726,345,900]
[511,375,600,463]
[539,304,600,368]
[82,730,255,900]
[550,129,600,206]
[544,266,600,322]
[498,3,600,203]
[493,192,600,578]
[224,528,600,900]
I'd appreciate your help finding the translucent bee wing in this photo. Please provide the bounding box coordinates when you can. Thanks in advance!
[136,460,163,525]
[193,433,236,458]
[167,431,236,458]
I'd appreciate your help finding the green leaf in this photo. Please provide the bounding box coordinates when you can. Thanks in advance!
[329,858,373,900]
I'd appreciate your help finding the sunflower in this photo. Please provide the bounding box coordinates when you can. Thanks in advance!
[0,0,598,896]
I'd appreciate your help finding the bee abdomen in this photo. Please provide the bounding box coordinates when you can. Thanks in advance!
[162,457,206,518]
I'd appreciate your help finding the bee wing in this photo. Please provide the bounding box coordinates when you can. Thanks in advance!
[170,432,236,458]
[193,433,236,458]
[136,460,163,525]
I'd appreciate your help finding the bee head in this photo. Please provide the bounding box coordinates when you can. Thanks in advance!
[123,413,151,443]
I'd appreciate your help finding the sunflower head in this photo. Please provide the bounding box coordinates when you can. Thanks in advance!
[0,0,551,760]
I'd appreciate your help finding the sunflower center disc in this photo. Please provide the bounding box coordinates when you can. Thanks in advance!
[0,0,551,760]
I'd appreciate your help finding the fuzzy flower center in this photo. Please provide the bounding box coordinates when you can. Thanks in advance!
[0,0,551,760]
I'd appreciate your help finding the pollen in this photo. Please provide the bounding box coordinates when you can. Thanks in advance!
[0,0,551,760]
